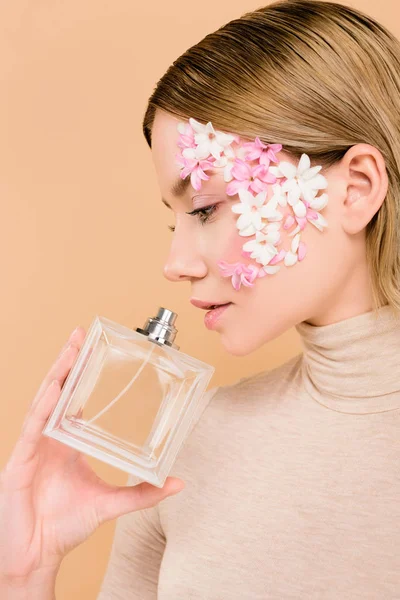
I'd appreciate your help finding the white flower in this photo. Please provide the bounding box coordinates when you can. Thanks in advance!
[262,264,281,275]
[284,233,301,266]
[269,153,328,205]
[270,183,288,208]
[259,194,284,223]
[309,192,329,212]
[189,118,236,160]
[260,221,281,245]
[231,189,269,236]
[213,145,237,182]
[242,225,281,266]
[213,143,249,182]
[181,146,208,161]
[308,212,328,232]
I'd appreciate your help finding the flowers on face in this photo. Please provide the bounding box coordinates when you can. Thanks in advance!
[177,122,195,150]
[188,118,236,160]
[225,159,277,196]
[175,117,329,290]
[231,189,283,237]
[212,145,238,182]
[283,194,329,237]
[270,182,288,208]
[217,260,260,291]
[269,153,328,207]
[231,189,267,236]
[175,151,215,192]
[242,137,283,167]
[242,223,281,266]
[283,232,308,266]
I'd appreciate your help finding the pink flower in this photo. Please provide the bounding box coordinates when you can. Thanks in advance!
[175,152,214,192]
[282,199,327,235]
[241,250,252,258]
[268,248,286,265]
[242,138,283,167]
[177,122,195,150]
[298,241,307,261]
[226,158,277,196]
[217,260,260,291]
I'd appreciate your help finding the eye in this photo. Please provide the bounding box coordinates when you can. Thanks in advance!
[168,203,220,233]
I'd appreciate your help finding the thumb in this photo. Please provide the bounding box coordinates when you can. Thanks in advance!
[96,477,185,524]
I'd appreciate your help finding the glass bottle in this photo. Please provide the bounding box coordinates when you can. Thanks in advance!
[42,307,215,488]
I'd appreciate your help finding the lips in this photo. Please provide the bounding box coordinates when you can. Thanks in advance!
[190,298,232,310]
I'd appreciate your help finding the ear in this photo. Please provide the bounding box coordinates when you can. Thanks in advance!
[341,143,388,235]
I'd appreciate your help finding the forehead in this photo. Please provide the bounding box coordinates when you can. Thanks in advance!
[151,110,183,179]
[151,110,229,203]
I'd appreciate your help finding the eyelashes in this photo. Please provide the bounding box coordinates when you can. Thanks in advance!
[168,203,220,232]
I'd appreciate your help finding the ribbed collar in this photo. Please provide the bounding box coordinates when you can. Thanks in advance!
[295,304,400,414]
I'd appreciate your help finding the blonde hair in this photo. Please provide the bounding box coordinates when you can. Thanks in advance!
[143,0,400,318]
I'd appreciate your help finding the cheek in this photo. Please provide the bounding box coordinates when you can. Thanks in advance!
[223,228,247,261]
[212,208,246,263]
[214,186,279,264]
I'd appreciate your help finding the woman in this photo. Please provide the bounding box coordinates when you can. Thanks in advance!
[2,0,400,597]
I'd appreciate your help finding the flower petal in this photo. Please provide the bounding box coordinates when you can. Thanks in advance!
[232,272,242,290]
[277,161,297,179]
[231,158,251,181]
[284,251,298,267]
[236,213,253,231]
[298,241,307,261]
[190,170,202,191]
[263,265,281,274]
[239,224,258,237]
[309,192,329,211]
[226,178,249,196]
[293,200,307,218]
[238,188,255,206]
[242,239,258,252]
[302,165,322,181]
[297,153,311,176]
[189,118,205,133]
[291,233,301,253]
[231,203,246,215]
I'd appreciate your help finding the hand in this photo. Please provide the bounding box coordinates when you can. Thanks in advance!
[0,326,185,585]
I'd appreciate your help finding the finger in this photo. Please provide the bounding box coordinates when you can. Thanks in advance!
[31,326,86,408]
[8,347,80,468]
[28,342,80,415]
[28,342,82,417]
[96,478,186,524]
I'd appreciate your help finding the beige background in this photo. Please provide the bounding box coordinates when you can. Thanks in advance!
[0,1,398,597]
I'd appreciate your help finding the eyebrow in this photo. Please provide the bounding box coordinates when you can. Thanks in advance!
[161,176,191,209]
[161,170,218,209]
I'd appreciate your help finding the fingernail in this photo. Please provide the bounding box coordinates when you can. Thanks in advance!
[70,326,80,339]
[170,481,185,494]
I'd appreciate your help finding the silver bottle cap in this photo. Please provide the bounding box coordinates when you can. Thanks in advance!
[135,307,180,350]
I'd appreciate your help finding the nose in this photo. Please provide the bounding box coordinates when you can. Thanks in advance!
[162,226,208,283]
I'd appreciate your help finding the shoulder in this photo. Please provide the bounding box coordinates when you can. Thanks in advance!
[226,351,303,396]
[169,352,303,484]
[185,351,303,437]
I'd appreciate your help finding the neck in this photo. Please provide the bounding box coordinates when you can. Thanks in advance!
[295,304,400,414]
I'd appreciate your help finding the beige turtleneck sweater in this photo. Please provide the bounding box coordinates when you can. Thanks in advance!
[97,305,400,599]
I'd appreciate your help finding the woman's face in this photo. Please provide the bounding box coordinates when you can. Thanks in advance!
[150,109,366,356]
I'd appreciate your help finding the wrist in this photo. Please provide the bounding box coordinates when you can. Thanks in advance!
[0,565,59,600]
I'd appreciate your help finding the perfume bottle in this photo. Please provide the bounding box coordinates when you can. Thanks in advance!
[42,308,215,488]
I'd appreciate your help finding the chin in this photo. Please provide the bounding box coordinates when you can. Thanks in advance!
[218,321,287,355]
[218,332,262,357]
